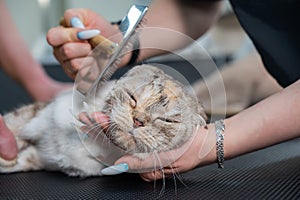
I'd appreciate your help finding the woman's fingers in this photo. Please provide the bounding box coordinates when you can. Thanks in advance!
[54,42,92,62]
[140,169,173,182]
[47,26,82,47]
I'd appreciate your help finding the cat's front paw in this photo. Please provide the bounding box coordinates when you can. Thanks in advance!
[0,156,17,167]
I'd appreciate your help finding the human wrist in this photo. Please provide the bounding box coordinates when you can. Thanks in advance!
[20,66,60,101]
[195,124,217,167]
[196,120,228,168]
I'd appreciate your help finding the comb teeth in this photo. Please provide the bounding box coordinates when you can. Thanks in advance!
[94,10,147,90]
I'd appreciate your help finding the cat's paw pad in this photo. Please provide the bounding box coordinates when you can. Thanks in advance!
[0,156,17,167]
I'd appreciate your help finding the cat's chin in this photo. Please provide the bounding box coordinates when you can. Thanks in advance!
[107,130,161,154]
[105,130,136,152]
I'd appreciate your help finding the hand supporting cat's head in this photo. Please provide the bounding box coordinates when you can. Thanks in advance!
[103,64,207,154]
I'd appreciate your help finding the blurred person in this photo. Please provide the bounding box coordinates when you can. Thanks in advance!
[0,0,70,161]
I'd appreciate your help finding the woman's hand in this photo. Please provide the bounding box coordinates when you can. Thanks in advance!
[46,8,122,79]
[89,112,217,182]
[116,127,216,182]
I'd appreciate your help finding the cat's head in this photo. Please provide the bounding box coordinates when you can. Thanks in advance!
[103,64,206,154]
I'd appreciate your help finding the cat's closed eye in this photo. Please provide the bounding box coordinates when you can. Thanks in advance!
[126,90,137,108]
[158,94,168,107]
[156,117,180,123]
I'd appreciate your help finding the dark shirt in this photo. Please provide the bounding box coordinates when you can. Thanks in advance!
[229,0,300,87]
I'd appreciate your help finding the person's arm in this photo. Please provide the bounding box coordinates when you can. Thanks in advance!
[137,0,222,62]
[223,79,300,159]
[101,79,300,181]
[0,0,70,101]
[192,52,283,115]
[46,0,222,78]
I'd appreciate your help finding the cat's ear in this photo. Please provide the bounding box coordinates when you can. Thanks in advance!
[126,64,165,78]
[152,75,163,85]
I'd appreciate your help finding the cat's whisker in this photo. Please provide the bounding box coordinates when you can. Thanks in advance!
[68,109,77,120]
[165,160,181,195]
[172,170,187,189]
[90,122,118,146]
[151,153,158,193]
[83,123,101,134]
[104,127,116,147]
[160,151,188,194]
[88,122,109,139]
[93,128,105,143]
[100,132,111,147]
[80,122,107,141]
[154,152,166,197]
[68,109,91,128]
[105,124,118,140]
[69,122,77,129]
[85,123,111,147]
[84,119,111,134]
[71,123,91,140]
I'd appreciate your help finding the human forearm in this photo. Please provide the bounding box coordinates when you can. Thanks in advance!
[223,79,300,159]
[0,1,70,101]
[0,1,49,85]
[137,0,222,62]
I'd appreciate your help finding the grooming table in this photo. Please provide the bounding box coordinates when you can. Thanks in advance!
[0,61,299,199]
[1,139,299,199]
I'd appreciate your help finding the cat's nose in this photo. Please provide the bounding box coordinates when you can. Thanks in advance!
[133,117,144,128]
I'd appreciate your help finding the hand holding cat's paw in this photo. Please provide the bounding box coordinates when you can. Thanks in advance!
[104,127,208,181]
[101,163,129,175]
[78,112,110,138]
[101,153,176,181]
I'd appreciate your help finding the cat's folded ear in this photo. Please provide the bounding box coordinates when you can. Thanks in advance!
[124,64,165,78]
[152,75,164,88]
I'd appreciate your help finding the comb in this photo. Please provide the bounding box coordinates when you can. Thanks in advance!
[71,5,148,99]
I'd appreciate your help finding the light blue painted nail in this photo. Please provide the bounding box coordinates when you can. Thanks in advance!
[70,17,85,29]
[77,29,100,40]
[101,163,129,175]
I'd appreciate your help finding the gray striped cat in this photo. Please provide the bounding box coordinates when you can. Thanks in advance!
[0,64,206,177]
